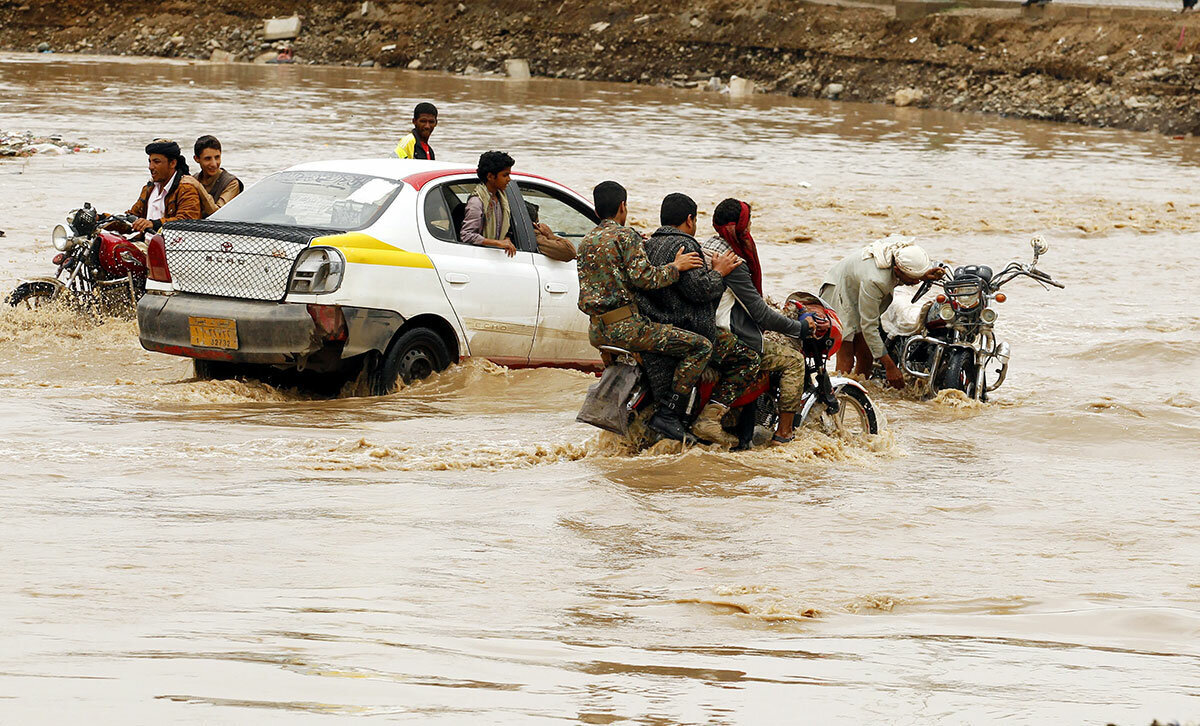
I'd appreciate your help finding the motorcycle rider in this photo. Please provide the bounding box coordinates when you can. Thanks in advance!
[701,198,824,445]
[821,234,943,389]
[126,139,204,234]
[576,181,711,442]
[635,193,760,448]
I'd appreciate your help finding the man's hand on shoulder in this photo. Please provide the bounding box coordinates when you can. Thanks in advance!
[670,246,703,272]
[711,250,744,276]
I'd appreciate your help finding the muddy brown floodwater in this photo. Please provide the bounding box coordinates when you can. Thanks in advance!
[1,52,1198,724]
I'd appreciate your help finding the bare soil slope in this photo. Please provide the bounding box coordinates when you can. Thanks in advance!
[3,0,1200,134]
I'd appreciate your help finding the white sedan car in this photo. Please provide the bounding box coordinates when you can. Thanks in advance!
[136,160,602,392]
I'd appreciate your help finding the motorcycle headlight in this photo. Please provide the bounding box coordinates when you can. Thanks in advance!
[956,291,981,309]
[938,303,955,321]
[52,225,70,251]
[289,247,345,294]
[980,307,998,324]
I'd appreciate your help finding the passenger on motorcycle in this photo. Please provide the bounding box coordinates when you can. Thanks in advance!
[126,139,204,235]
[635,193,760,447]
[576,181,710,443]
[820,235,943,389]
[192,135,242,217]
[701,199,822,445]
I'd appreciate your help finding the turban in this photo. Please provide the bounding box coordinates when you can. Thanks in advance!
[144,138,189,175]
[862,234,932,277]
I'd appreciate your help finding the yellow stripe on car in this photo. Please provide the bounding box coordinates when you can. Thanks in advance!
[312,232,434,269]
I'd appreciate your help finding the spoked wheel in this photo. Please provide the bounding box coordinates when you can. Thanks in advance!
[6,281,60,309]
[818,384,880,436]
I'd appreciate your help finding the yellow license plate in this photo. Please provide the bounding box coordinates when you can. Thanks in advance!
[188,316,238,350]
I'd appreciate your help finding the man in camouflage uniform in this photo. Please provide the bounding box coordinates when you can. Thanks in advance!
[577,181,709,442]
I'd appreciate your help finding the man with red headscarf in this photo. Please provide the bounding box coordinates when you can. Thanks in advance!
[702,198,828,444]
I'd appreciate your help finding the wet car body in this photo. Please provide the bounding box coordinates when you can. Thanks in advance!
[136,160,603,390]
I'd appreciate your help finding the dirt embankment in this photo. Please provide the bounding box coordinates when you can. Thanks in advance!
[3,0,1200,135]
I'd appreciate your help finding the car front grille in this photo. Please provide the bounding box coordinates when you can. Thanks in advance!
[159,221,341,301]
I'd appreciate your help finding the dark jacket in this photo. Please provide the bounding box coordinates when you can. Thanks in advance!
[633,226,725,341]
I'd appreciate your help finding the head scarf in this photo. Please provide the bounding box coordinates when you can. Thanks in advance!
[145,138,190,176]
[862,233,932,277]
[713,201,763,293]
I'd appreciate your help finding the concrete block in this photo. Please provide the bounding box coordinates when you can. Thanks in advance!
[263,15,301,41]
[728,75,755,96]
[505,58,531,80]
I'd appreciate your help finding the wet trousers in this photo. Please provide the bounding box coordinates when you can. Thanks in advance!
[759,337,806,412]
[589,315,711,395]
[642,329,760,405]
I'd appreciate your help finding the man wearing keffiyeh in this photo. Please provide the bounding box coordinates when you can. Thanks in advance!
[821,234,944,388]
[702,199,818,445]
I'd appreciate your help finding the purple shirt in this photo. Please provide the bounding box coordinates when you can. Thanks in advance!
[459,194,502,246]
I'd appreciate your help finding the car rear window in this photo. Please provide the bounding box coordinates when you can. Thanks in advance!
[212,171,403,231]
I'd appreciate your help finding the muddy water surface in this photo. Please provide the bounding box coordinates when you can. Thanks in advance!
[1,53,1198,723]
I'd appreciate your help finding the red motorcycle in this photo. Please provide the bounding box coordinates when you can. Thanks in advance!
[7,203,149,312]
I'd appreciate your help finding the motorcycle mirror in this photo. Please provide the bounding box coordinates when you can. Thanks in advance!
[1030,235,1050,259]
[911,280,932,304]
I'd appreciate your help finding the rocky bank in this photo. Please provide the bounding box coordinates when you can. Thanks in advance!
[3,0,1200,135]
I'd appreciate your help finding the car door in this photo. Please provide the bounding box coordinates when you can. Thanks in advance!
[418,177,540,366]
[512,180,602,368]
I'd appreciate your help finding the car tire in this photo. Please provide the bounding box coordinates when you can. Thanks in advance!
[371,326,452,395]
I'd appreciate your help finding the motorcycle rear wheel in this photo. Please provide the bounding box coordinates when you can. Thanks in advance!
[6,281,59,309]
[818,385,880,436]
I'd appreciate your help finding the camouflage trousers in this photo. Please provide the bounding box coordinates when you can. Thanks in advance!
[760,337,807,412]
[589,315,712,395]
[643,329,760,405]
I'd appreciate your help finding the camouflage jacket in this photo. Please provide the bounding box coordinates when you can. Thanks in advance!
[576,218,679,317]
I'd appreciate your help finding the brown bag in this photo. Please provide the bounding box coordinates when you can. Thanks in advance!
[575,364,640,434]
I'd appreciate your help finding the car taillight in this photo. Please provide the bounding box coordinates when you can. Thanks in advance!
[147,233,171,282]
[307,304,347,342]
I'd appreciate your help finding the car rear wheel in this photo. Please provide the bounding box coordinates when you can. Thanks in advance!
[193,359,250,381]
[371,326,452,394]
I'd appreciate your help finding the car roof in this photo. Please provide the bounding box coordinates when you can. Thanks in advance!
[285,158,468,181]
[282,158,587,200]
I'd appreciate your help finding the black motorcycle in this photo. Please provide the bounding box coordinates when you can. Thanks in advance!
[885,237,1064,401]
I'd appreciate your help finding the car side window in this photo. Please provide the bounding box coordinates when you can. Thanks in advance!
[423,182,480,244]
[517,183,597,241]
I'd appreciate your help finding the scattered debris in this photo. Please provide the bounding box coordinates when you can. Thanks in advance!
[0,130,105,158]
